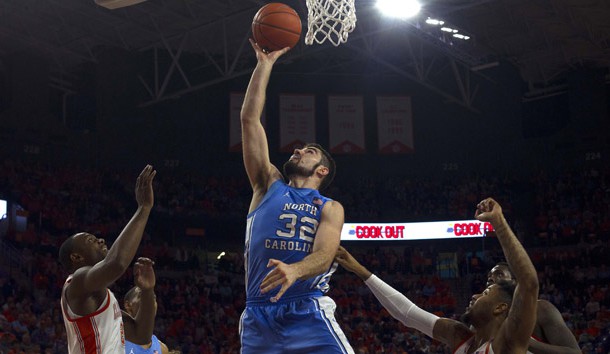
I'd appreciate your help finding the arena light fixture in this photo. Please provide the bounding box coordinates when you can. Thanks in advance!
[377,0,421,19]
[441,27,459,33]
[453,33,470,40]
[425,18,444,26]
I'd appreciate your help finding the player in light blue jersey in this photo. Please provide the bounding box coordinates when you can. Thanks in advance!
[122,257,170,354]
[239,39,354,354]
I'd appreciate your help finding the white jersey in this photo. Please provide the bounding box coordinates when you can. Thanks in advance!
[453,336,535,354]
[453,337,494,354]
[61,276,125,354]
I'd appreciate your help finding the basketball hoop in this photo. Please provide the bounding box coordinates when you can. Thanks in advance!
[305,0,357,46]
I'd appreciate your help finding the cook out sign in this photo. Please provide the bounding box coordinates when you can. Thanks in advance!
[341,220,494,241]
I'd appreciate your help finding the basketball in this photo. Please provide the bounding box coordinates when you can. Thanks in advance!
[252,3,302,52]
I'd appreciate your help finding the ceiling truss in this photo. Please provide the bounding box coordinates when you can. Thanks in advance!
[1,0,609,113]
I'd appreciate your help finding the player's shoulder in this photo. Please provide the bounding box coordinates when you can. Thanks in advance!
[321,199,344,216]
[536,298,563,320]
[251,166,282,194]
[260,174,285,194]
[537,298,559,311]
[65,266,107,300]
[67,266,93,287]
[322,199,343,208]
[434,318,472,349]
[158,338,170,354]
[266,166,284,186]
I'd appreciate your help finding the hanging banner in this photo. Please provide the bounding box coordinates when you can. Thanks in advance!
[328,95,365,154]
[279,94,316,152]
[377,96,414,154]
[229,92,266,152]
[341,220,494,241]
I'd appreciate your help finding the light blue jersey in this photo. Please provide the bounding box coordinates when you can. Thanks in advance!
[244,180,337,303]
[240,180,353,353]
[125,335,162,354]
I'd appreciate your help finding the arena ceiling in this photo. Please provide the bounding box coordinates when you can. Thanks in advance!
[1,0,609,110]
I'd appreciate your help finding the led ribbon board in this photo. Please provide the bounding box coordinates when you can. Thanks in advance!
[341,220,494,241]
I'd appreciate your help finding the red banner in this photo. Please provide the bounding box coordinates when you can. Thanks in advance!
[376,96,414,154]
[328,95,365,154]
[279,94,316,152]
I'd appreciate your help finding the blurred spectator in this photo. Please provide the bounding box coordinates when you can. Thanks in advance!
[0,160,608,352]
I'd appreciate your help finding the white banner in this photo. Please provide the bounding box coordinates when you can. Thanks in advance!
[279,94,316,152]
[229,92,266,152]
[377,96,414,154]
[328,95,365,154]
[341,220,495,241]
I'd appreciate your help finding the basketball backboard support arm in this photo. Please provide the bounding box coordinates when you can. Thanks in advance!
[95,0,149,10]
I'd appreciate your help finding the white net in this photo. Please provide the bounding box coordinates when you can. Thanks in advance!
[305,0,357,46]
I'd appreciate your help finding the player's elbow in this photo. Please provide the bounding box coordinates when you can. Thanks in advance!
[240,111,259,124]
[321,259,334,272]
[304,254,334,278]
[322,252,337,271]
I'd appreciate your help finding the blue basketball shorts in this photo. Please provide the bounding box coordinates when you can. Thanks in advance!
[239,295,354,354]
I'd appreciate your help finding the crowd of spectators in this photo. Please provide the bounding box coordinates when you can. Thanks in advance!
[0,159,609,353]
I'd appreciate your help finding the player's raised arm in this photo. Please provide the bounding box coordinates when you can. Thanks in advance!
[71,165,155,296]
[59,165,156,352]
[486,263,579,353]
[335,246,473,349]
[241,40,288,199]
[476,198,539,353]
[123,257,157,345]
[59,165,156,306]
